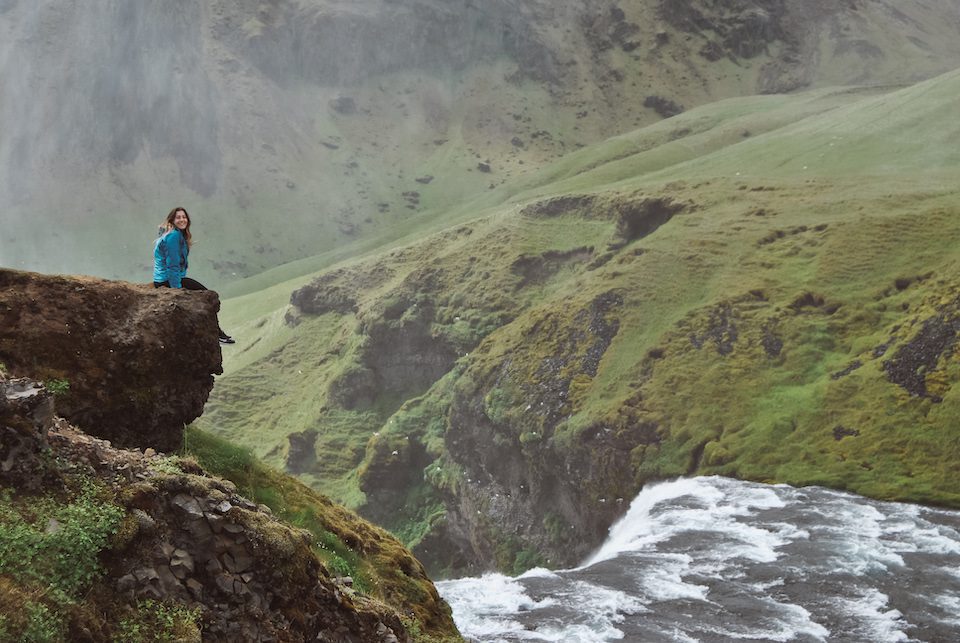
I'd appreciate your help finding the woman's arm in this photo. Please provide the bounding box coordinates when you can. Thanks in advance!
[161,231,185,288]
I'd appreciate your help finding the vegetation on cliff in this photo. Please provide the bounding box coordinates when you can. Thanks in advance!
[0,271,459,641]
[0,373,459,641]
[183,426,458,640]
[200,68,960,574]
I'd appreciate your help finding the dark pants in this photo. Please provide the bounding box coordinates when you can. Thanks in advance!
[154,277,208,291]
[154,278,229,338]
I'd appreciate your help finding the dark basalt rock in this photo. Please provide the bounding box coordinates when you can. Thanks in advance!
[644,95,684,118]
[511,247,594,288]
[0,380,415,641]
[286,429,319,474]
[833,425,860,440]
[521,194,597,219]
[884,309,960,399]
[614,197,686,242]
[762,323,784,358]
[690,304,739,356]
[831,360,863,380]
[0,377,58,491]
[289,272,359,316]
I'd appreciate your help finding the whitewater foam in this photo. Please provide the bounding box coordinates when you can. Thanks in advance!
[437,573,555,639]
[439,476,960,643]
[838,589,909,642]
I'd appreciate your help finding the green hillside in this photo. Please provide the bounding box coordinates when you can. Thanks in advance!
[199,68,960,573]
[6,0,960,285]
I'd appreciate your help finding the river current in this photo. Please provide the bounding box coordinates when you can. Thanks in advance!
[437,476,960,642]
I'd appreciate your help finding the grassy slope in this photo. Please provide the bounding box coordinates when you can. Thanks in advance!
[200,69,960,567]
[182,426,459,640]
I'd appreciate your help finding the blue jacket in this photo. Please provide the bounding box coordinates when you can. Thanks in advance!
[153,228,188,288]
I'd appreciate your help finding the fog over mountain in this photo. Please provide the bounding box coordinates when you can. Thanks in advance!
[2,0,959,283]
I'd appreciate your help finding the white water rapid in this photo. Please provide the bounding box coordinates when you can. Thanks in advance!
[438,476,960,642]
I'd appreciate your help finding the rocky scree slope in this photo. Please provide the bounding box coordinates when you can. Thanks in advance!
[0,375,426,641]
[3,0,959,282]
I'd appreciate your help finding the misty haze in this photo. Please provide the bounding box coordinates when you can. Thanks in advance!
[2,0,960,640]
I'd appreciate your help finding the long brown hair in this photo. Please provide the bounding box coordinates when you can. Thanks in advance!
[161,207,192,248]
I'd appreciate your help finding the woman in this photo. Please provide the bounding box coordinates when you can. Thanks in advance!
[153,207,235,344]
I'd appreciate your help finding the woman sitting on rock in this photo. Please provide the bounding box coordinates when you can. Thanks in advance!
[153,206,235,344]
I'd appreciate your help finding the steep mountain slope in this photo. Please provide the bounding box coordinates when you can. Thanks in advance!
[199,68,960,573]
[2,0,959,287]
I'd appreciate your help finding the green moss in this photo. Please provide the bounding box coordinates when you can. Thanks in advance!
[115,600,202,643]
[490,534,546,576]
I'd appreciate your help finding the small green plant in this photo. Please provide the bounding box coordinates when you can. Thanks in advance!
[0,481,124,599]
[151,456,183,475]
[0,479,123,641]
[44,378,70,397]
[115,599,201,642]
[21,602,63,642]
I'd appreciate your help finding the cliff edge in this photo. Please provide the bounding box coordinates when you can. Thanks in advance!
[0,268,222,453]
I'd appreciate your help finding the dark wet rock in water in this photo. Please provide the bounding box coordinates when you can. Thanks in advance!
[441,476,960,642]
[0,269,222,453]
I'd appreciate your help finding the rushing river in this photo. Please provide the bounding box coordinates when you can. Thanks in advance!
[437,476,960,642]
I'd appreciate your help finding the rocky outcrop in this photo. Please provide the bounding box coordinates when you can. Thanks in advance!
[230,0,558,86]
[884,299,960,400]
[357,291,633,573]
[0,374,416,641]
[0,268,222,453]
[0,376,58,491]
